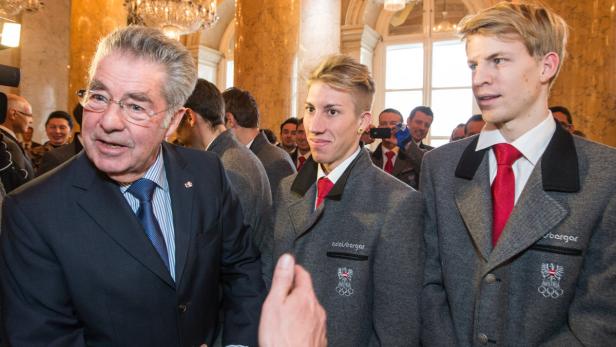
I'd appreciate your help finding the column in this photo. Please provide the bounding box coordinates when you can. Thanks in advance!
[296,0,341,118]
[234,0,300,132]
[69,0,127,130]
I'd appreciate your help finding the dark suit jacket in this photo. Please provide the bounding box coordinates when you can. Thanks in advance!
[37,137,83,176]
[0,143,265,347]
[0,128,33,192]
[371,143,420,189]
[272,150,424,346]
[421,125,616,346]
[249,131,295,198]
[208,130,273,280]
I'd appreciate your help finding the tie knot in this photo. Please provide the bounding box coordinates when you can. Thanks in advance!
[317,177,334,200]
[299,156,306,163]
[385,151,395,159]
[127,178,157,202]
[493,143,522,166]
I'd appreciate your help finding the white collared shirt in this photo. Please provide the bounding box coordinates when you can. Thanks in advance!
[381,146,399,169]
[476,113,556,204]
[315,147,361,209]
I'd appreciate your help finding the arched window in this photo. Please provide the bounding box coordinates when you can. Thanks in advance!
[375,0,478,147]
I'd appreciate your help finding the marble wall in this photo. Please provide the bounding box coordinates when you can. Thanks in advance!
[546,0,616,147]
[233,0,300,132]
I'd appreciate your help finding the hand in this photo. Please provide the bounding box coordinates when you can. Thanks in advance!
[395,126,411,150]
[259,254,327,347]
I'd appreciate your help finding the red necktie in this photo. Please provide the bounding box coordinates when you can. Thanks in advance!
[316,177,334,208]
[297,156,306,171]
[384,151,395,174]
[491,143,522,246]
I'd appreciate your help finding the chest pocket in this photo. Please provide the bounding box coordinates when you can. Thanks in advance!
[326,251,369,261]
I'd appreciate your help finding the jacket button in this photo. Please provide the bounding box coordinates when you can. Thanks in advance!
[478,333,489,344]
[485,274,497,284]
[178,304,187,313]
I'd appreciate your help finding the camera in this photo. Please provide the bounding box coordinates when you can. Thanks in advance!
[369,127,392,139]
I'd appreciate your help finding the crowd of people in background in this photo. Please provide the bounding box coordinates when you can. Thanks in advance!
[0,1,614,347]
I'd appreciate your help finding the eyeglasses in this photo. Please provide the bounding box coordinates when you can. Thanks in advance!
[14,110,33,118]
[77,89,174,126]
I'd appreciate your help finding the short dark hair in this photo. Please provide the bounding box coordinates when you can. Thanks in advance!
[464,114,484,134]
[73,104,83,128]
[280,117,299,132]
[549,105,572,125]
[261,128,277,144]
[184,79,224,126]
[46,110,73,129]
[408,106,434,122]
[222,87,260,128]
[380,108,403,123]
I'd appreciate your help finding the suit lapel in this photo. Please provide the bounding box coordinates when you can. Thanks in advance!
[487,166,567,271]
[72,154,175,288]
[162,144,194,285]
[454,148,493,261]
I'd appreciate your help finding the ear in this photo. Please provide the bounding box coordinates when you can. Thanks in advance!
[225,112,237,128]
[539,52,560,83]
[164,107,186,138]
[359,111,372,134]
[185,109,196,127]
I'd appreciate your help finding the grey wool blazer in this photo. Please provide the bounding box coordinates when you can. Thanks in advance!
[271,149,424,347]
[249,131,296,199]
[208,130,274,281]
[420,124,616,346]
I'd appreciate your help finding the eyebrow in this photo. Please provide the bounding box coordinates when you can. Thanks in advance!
[88,80,154,104]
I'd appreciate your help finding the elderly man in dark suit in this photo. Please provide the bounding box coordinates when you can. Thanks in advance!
[180,78,273,279]
[421,3,616,346]
[271,54,424,346]
[222,87,295,198]
[0,26,264,347]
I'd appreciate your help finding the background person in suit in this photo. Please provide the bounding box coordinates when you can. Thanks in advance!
[0,26,264,347]
[290,118,311,171]
[371,108,420,188]
[271,54,424,347]
[0,93,34,192]
[181,78,273,280]
[421,3,616,346]
[37,104,85,176]
[223,87,296,198]
[405,105,434,151]
[278,117,298,154]
[30,110,73,172]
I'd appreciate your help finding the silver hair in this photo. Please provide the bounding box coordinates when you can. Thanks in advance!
[88,26,197,125]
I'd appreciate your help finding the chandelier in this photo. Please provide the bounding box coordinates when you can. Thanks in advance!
[377,0,419,12]
[0,0,43,17]
[124,0,219,40]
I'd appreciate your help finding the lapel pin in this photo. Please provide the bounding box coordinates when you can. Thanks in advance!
[184,181,193,188]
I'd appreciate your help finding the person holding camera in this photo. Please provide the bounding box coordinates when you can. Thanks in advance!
[370,108,420,189]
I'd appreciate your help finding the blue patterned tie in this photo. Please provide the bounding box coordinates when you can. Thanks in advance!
[128,178,170,272]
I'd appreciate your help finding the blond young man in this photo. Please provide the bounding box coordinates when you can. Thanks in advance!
[271,54,423,346]
[421,2,616,345]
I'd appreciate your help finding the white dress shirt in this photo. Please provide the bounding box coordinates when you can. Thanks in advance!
[315,147,361,209]
[476,113,556,204]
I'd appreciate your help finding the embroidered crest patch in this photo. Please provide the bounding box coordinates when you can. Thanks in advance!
[336,267,354,296]
[538,263,564,299]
